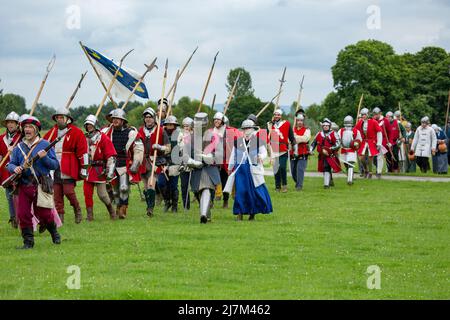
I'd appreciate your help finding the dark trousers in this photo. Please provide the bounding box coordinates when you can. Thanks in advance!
[219,167,229,201]
[386,145,399,172]
[290,157,308,189]
[158,173,179,201]
[5,186,16,219]
[54,181,81,215]
[273,153,288,189]
[416,156,430,173]
[180,171,191,209]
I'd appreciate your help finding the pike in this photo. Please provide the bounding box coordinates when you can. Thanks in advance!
[30,54,56,116]
[121,57,158,111]
[295,75,305,112]
[210,93,216,112]
[167,69,180,117]
[197,51,219,113]
[356,94,364,119]
[256,90,283,118]
[223,71,241,115]
[149,59,169,188]
[79,41,119,109]
[445,89,450,133]
[95,48,134,117]
[274,66,286,112]
[165,46,198,99]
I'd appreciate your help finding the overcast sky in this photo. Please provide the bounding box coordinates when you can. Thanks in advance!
[1,0,449,112]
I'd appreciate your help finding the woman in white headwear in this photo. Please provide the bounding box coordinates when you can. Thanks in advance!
[432,125,448,174]
[225,120,272,221]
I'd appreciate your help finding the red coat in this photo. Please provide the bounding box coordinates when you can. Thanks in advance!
[290,126,309,156]
[43,124,88,181]
[268,120,291,153]
[0,131,21,184]
[385,119,400,145]
[86,132,117,183]
[315,131,341,173]
[138,125,165,175]
[355,119,381,156]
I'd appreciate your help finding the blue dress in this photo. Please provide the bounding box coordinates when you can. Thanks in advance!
[232,139,273,215]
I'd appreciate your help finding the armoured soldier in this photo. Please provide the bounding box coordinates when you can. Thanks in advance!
[0,112,21,228]
[310,118,341,189]
[104,108,144,219]
[339,116,362,185]
[83,115,117,221]
[43,109,89,223]
[138,107,170,217]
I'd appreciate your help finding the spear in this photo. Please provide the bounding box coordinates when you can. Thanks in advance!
[223,71,241,115]
[165,46,198,99]
[149,59,169,188]
[95,48,134,117]
[121,57,158,111]
[167,69,180,117]
[30,54,56,116]
[79,41,119,109]
[295,75,305,112]
[356,93,364,120]
[445,89,450,133]
[197,51,219,113]
[65,71,88,110]
[210,93,216,112]
[256,91,283,118]
[274,66,286,112]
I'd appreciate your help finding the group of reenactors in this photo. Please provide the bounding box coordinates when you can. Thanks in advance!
[0,101,448,249]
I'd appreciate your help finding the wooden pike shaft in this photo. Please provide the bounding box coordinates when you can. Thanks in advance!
[95,48,134,117]
[30,54,56,116]
[210,93,216,112]
[197,51,219,113]
[79,42,118,109]
[65,71,88,110]
[274,67,286,111]
[223,71,241,115]
[356,94,364,119]
[167,69,180,117]
[165,46,198,99]
[295,75,305,112]
[121,57,158,111]
[149,59,168,188]
[256,91,282,118]
[445,89,450,132]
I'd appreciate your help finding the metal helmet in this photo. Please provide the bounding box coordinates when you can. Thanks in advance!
[213,112,224,121]
[394,111,401,118]
[360,108,369,116]
[52,108,74,124]
[105,110,114,123]
[321,118,332,127]
[247,114,258,125]
[110,108,127,122]
[21,116,41,132]
[241,119,258,130]
[331,122,339,131]
[84,115,99,130]
[296,114,305,121]
[372,107,381,114]
[142,107,156,118]
[182,117,194,128]
[344,115,354,127]
[405,122,412,129]
[223,115,229,126]
[157,98,168,112]
[164,115,179,126]
[194,112,208,127]
[273,108,283,115]
[386,111,393,118]
[2,111,20,127]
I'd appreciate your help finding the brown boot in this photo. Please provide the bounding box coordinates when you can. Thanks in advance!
[115,205,121,218]
[86,207,94,222]
[118,205,127,219]
[222,199,229,209]
[107,203,117,220]
[74,207,82,224]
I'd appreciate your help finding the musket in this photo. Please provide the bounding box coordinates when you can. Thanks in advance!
[255,91,283,118]
[274,66,286,112]
[30,54,56,116]
[223,71,241,115]
[95,48,134,117]
[121,57,158,111]
[149,59,168,188]
[167,69,180,117]
[79,41,119,109]
[2,128,72,189]
[165,46,198,99]
[197,51,219,113]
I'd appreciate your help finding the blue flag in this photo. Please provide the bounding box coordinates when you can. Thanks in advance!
[83,45,149,99]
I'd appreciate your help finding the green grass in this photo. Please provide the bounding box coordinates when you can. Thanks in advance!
[0,176,449,299]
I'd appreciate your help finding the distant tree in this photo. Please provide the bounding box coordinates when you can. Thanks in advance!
[226,67,254,98]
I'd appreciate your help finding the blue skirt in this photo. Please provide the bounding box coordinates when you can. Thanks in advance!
[233,160,273,215]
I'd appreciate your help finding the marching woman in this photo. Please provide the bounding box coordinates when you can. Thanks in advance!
[224,119,272,221]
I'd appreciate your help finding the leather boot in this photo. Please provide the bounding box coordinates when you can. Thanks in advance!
[18,227,34,249]
[86,207,94,222]
[46,221,61,244]
[281,185,288,193]
[171,190,179,213]
[74,206,82,224]
[118,205,127,219]
[107,203,117,220]
[222,199,229,209]
[144,189,156,217]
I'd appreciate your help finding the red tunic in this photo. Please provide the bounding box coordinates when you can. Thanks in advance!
[0,131,21,184]
[138,125,165,175]
[315,131,341,173]
[43,124,88,181]
[355,119,381,156]
[385,119,400,145]
[268,120,291,154]
[86,132,117,183]
[289,126,309,156]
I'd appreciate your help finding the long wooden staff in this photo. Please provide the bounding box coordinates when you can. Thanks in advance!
[197,51,219,113]
[149,59,168,188]
[445,89,450,133]
[295,75,305,112]
[223,71,241,115]
[273,67,286,112]
[30,54,56,116]
[121,57,158,111]
[210,94,216,112]
[167,69,180,117]
[95,48,134,117]
[256,91,283,118]
[79,41,119,109]
[165,46,198,99]
[356,93,364,120]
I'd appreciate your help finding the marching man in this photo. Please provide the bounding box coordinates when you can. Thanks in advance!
[83,115,117,221]
[290,113,311,191]
[43,109,88,224]
[339,115,362,185]
[0,112,21,228]
[310,118,341,188]
[372,107,388,178]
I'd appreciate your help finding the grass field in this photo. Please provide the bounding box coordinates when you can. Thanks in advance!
[0,175,449,300]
